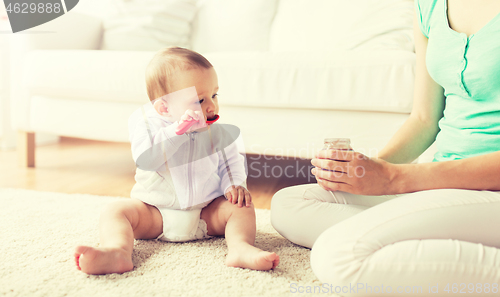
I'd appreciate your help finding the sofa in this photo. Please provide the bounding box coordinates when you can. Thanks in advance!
[8,0,437,167]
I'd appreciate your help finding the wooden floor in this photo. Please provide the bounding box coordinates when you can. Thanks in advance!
[0,137,314,209]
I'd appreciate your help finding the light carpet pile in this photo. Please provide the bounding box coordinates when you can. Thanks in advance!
[0,188,335,297]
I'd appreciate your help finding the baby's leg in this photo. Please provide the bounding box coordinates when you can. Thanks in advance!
[74,198,163,274]
[201,197,279,271]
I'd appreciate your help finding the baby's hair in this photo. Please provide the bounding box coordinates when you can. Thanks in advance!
[145,46,213,102]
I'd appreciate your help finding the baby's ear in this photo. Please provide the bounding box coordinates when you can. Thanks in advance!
[153,99,169,116]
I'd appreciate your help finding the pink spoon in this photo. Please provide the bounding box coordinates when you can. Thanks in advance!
[175,115,219,135]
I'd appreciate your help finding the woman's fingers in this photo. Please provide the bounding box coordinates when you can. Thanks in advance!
[316,177,351,192]
[312,167,349,183]
[316,149,355,161]
[311,158,348,173]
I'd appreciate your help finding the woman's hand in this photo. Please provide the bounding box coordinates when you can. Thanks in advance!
[311,149,402,195]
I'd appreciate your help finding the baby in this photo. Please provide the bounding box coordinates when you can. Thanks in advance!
[74,47,279,274]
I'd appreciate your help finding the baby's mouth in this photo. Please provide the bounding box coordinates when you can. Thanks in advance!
[206,115,219,124]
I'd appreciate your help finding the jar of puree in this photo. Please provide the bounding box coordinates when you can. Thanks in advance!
[322,138,351,150]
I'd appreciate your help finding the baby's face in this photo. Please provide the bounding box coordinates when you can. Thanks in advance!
[167,67,219,123]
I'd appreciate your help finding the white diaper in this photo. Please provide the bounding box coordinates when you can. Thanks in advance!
[156,206,212,242]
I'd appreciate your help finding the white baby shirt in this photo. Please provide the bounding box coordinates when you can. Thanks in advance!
[128,104,247,210]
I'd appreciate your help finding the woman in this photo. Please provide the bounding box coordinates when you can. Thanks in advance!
[271,0,500,295]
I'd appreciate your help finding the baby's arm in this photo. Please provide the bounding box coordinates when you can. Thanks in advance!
[129,107,189,171]
[218,136,250,207]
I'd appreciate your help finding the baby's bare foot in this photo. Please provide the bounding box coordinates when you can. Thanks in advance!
[74,245,133,275]
[226,244,279,271]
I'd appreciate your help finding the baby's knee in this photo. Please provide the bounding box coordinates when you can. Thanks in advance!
[213,199,256,227]
[99,200,140,221]
[225,199,255,218]
[101,201,123,216]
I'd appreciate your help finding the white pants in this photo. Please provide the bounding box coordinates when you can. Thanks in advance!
[271,184,500,296]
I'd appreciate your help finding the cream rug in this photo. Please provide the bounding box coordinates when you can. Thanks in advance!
[0,188,335,297]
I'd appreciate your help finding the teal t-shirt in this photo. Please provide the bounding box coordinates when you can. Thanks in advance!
[415,0,500,162]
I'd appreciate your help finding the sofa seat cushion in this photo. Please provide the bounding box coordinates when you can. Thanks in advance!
[206,50,415,113]
[24,49,414,113]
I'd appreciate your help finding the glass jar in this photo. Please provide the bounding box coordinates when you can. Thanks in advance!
[323,138,351,150]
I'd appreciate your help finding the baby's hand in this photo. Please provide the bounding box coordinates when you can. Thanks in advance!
[179,109,206,133]
[225,185,252,208]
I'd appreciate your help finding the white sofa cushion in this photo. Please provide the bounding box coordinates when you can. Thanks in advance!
[191,0,278,53]
[101,0,196,51]
[270,0,414,52]
[206,50,415,113]
[23,49,415,113]
[219,106,411,159]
